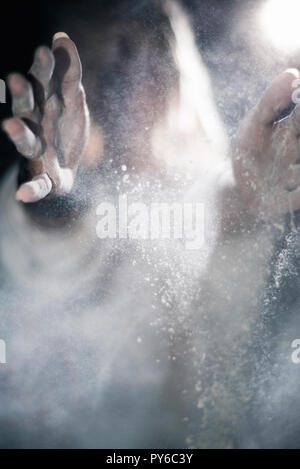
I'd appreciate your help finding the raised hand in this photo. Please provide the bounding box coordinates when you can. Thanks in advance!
[233,69,300,220]
[2,32,89,203]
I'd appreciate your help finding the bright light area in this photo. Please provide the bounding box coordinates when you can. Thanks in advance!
[260,0,300,52]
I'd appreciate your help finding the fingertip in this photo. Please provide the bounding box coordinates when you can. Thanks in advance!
[34,46,55,66]
[7,73,26,96]
[284,68,300,80]
[16,183,41,203]
[2,118,24,138]
[16,174,53,203]
[15,184,32,203]
[53,32,70,42]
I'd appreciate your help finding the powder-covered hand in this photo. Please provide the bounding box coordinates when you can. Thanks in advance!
[2,32,89,203]
[233,69,300,219]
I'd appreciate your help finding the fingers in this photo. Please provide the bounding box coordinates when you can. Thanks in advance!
[16,173,52,203]
[2,118,42,159]
[29,46,55,96]
[255,69,300,126]
[52,32,83,98]
[7,73,35,119]
[3,33,86,203]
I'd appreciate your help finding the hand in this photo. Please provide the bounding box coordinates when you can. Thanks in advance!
[233,69,300,220]
[2,32,89,203]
